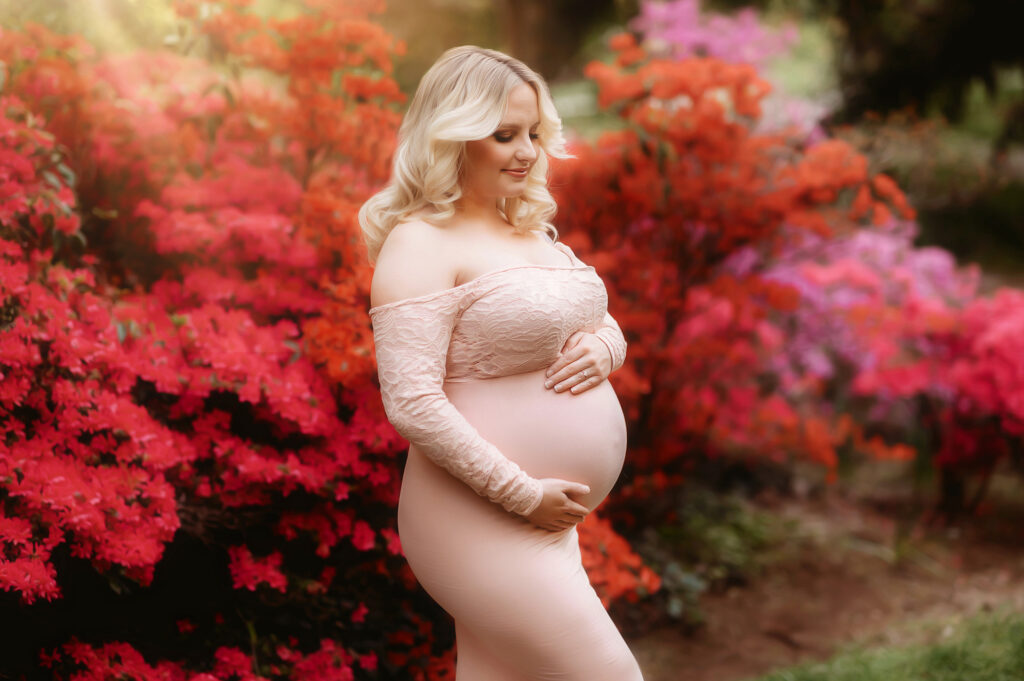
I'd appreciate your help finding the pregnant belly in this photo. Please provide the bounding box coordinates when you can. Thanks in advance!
[444,368,628,510]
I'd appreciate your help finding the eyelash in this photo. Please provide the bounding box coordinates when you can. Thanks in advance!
[494,133,540,143]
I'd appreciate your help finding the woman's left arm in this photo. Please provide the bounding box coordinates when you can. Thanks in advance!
[544,312,627,395]
[593,312,627,372]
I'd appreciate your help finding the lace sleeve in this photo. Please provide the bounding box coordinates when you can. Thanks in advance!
[593,313,627,372]
[553,241,627,372]
[370,292,544,516]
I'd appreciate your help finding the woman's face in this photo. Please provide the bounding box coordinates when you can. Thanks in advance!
[462,82,541,203]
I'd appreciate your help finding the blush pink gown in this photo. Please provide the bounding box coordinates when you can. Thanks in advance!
[370,240,643,681]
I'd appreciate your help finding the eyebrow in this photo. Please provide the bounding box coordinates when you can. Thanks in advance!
[495,121,541,130]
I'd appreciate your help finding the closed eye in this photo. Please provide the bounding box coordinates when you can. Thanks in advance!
[493,130,542,143]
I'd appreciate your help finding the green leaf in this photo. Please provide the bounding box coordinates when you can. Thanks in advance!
[284,339,302,365]
[42,170,62,190]
[56,162,76,187]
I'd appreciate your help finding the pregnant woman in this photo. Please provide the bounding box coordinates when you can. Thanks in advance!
[361,45,643,680]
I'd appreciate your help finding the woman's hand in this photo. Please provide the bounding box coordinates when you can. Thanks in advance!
[525,478,591,532]
[544,331,613,395]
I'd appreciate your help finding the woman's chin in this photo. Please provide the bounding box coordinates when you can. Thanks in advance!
[498,185,529,199]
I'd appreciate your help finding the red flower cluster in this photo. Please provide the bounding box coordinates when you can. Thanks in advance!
[579,513,661,607]
[41,639,366,681]
[852,284,1024,492]
[1,93,181,601]
[227,546,288,592]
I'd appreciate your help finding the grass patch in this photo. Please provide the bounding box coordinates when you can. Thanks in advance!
[747,609,1024,681]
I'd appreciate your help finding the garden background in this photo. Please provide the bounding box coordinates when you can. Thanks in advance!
[1,1,1023,679]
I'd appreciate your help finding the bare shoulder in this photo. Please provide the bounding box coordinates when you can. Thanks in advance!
[371,220,458,308]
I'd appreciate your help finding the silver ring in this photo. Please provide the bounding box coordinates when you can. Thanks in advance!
[581,368,589,379]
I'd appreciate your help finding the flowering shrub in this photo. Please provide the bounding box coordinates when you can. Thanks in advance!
[631,0,828,143]
[715,182,1020,516]
[848,271,1024,516]
[742,221,978,385]
[566,29,1022,522]
[0,4,454,679]
[579,513,661,607]
[0,93,88,605]
[558,33,918,498]
[630,0,797,69]
[41,639,370,681]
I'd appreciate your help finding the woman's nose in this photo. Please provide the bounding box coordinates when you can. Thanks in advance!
[515,134,538,162]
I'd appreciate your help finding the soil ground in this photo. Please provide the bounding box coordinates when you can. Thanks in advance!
[627,479,1024,681]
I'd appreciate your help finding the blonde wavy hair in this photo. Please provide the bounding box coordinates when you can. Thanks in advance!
[359,45,570,263]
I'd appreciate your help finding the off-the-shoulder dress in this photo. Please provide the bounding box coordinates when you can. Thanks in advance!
[370,240,642,681]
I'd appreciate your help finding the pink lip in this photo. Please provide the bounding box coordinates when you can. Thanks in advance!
[503,168,529,176]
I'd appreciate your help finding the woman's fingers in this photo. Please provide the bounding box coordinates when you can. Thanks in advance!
[545,337,613,394]
[555,368,587,392]
[542,510,587,531]
[561,481,591,497]
[545,519,580,532]
[547,361,596,392]
[559,485,590,521]
[545,345,586,385]
[530,478,592,531]
[566,500,589,517]
[569,376,601,395]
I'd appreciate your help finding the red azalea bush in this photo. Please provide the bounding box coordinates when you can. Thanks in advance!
[560,32,1022,525]
[0,4,451,679]
[849,282,1024,518]
[557,33,918,501]
[1,93,87,604]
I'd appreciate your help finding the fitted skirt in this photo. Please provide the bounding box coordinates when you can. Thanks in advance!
[397,368,642,681]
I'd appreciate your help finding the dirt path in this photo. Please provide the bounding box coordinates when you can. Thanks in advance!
[627,489,1024,681]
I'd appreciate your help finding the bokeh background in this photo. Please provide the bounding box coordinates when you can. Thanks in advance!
[1,1,1022,680]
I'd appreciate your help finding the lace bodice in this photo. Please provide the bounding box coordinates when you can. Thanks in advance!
[369,241,627,516]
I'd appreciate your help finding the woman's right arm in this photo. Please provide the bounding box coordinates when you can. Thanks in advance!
[371,296,545,517]
[372,223,547,515]
[370,224,590,527]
